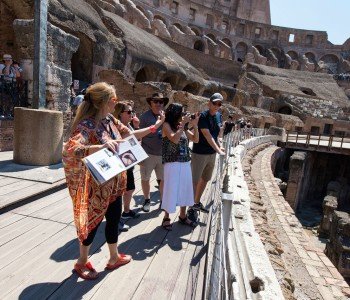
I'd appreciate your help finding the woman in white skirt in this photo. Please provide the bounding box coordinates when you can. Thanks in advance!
[161,103,199,230]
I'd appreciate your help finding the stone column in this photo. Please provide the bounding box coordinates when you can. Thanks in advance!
[13,19,80,112]
[12,20,79,165]
[285,151,311,211]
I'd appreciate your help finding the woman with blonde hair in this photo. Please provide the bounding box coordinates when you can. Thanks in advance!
[63,82,134,280]
[113,101,164,225]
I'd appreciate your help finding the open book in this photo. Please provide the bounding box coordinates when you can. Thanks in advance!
[83,135,148,185]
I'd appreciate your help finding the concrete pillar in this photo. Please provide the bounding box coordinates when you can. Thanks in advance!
[13,107,63,165]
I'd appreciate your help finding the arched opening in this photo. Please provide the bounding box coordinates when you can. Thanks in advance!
[222,38,232,48]
[154,15,166,24]
[135,65,159,82]
[299,87,316,96]
[191,27,201,36]
[206,33,217,43]
[221,20,229,32]
[254,45,264,55]
[173,23,184,33]
[162,75,179,89]
[183,82,200,94]
[287,51,298,60]
[319,54,339,74]
[202,89,214,98]
[278,106,292,115]
[319,54,339,64]
[194,40,205,52]
[305,52,316,64]
[236,42,248,62]
[136,5,147,16]
[71,33,93,83]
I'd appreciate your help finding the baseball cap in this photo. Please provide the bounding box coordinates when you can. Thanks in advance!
[210,93,223,103]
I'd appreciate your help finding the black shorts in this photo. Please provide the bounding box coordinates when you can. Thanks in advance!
[126,166,135,191]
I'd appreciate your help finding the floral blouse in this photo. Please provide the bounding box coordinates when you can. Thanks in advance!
[63,114,130,242]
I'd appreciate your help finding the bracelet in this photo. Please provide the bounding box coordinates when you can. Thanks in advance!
[149,125,157,133]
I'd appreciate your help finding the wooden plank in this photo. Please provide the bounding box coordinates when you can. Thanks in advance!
[12,188,70,215]
[0,176,22,187]
[0,219,66,270]
[0,224,76,298]
[0,212,26,229]
[0,179,66,210]
[0,217,42,246]
[0,180,38,196]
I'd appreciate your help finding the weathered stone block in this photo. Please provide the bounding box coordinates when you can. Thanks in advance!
[13,108,63,165]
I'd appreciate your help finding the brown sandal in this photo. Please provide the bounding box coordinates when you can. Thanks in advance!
[162,217,172,231]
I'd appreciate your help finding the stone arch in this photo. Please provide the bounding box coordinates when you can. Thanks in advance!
[135,65,159,82]
[278,106,292,115]
[319,54,339,64]
[236,42,248,62]
[221,19,229,32]
[319,54,339,74]
[222,38,232,47]
[183,82,200,94]
[194,40,205,52]
[71,33,93,82]
[191,27,201,36]
[202,89,215,98]
[305,52,316,63]
[173,23,184,33]
[162,75,181,90]
[254,44,264,55]
[136,5,147,16]
[154,15,166,24]
[206,33,217,43]
[287,50,298,60]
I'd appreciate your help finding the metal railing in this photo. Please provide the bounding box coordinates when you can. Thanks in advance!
[204,128,267,299]
[285,131,350,151]
[0,76,29,119]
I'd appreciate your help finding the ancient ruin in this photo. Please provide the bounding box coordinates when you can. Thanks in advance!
[0,0,350,298]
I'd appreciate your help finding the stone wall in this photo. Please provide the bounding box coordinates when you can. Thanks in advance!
[325,211,350,280]
[13,20,80,112]
[0,120,13,151]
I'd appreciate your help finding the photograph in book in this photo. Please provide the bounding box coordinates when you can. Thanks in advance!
[83,135,148,185]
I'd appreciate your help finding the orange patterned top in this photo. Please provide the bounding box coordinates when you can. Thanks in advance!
[63,114,131,242]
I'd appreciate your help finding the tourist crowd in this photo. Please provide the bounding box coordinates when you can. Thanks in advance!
[63,82,246,280]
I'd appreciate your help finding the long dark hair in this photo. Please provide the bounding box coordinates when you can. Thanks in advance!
[165,103,183,130]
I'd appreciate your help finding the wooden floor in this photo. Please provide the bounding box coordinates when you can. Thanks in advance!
[0,166,212,300]
[0,151,66,210]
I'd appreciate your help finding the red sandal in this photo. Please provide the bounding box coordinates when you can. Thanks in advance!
[74,261,99,280]
[105,253,132,270]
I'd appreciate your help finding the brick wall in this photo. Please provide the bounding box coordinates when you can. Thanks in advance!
[0,120,14,151]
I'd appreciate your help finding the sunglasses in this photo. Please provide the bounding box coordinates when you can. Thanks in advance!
[152,100,164,104]
[122,110,135,115]
[212,102,222,107]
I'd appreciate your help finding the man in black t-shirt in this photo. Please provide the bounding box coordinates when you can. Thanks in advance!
[190,93,225,215]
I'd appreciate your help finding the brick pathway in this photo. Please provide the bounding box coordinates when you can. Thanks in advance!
[258,146,349,300]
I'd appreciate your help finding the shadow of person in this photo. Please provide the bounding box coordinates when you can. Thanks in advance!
[18,269,110,300]
[50,223,106,262]
[132,190,159,207]
[118,220,203,260]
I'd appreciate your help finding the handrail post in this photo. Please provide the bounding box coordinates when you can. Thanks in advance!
[340,136,344,149]
[296,131,299,145]
[286,131,289,143]
[317,134,321,148]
